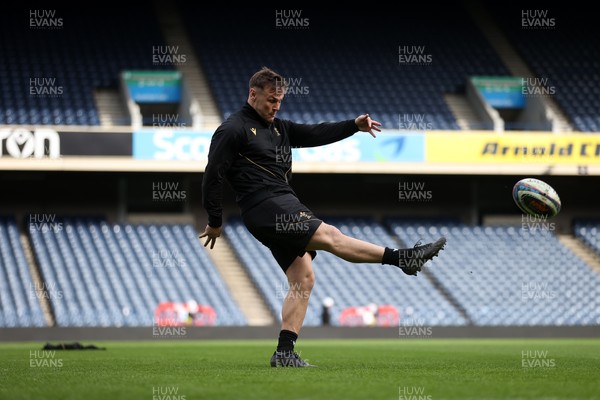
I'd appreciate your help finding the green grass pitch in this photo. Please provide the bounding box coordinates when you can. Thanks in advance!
[0,338,598,399]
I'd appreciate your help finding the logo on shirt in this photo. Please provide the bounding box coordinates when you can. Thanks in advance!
[250,128,257,136]
[299,211,312,220]
[273,127,281,136]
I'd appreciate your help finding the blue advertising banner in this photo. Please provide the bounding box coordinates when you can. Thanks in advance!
[132,129,425,162]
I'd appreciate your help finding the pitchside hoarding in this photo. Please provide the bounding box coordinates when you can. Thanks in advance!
[1,127,600,175]
[132,129,425,163]
[0,128,131,159]
[425,133,600,164]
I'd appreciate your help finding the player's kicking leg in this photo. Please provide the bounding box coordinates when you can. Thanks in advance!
[306,223,446,276]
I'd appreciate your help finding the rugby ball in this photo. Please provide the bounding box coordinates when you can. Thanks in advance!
[512,178,561,217]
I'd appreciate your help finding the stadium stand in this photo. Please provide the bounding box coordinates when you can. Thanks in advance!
[388,219,600,326]
[27,217,245,327]
[180,4,511,129]
[0,8,172,126]
[1,5,599,334]
[487,5,600,132]
[573,220,600,256]
[225,217,468,327]
[0,217,46,327]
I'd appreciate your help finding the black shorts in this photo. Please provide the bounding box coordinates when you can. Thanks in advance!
[242,193,323,272]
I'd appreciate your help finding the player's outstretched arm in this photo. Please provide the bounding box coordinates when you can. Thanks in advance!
[286,114,382,148]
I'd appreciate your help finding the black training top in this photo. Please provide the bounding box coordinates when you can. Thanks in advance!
[202,103,358,227]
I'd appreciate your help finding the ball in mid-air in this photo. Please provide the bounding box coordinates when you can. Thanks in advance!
[512,178,561,217]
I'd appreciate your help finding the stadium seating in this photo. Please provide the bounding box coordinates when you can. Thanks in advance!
[387,219,600,326]
[180,4,510,129]
[224,217,468,326]
[4,212,600,328]
[0,9,172,126]
[28,217,245,326]
[488,6,600,132]
[573,220,600,256]
[226,215,600,327]
[0,217,46,327]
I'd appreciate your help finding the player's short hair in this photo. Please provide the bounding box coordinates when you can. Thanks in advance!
[249,66,287,92]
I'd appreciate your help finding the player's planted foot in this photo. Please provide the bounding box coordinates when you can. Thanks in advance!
[270,350,316,367]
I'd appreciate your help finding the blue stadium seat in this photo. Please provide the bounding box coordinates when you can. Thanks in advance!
[488,5,600,132]
[0,9,174,126]
[28,217,245,326]
[0,217,47,327]
[179,4,509,129]
[387,218,600,326]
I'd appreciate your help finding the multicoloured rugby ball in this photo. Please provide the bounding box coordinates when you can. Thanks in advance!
[512,178,561,217]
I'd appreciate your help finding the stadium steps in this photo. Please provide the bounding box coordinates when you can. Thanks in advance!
[93,88,130,127]
[153,0,222,131]
[463,0,573,132]
[423,267,474,326]
[557,234,600,276]
[444,93,485,130]
[203,234,275,326]
[19,232,54,326]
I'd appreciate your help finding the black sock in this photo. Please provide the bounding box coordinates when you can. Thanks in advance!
[276,329,298,352]
[382,247,400,267]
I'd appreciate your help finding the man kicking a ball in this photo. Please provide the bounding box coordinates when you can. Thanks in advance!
[200,67,446,367]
